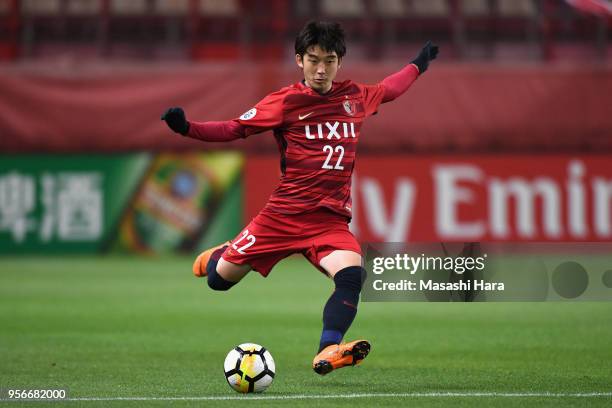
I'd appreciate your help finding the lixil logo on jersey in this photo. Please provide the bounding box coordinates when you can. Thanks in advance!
[305,121,356,140]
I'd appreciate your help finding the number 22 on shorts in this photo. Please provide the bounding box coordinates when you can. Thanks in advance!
[232,229,256,254]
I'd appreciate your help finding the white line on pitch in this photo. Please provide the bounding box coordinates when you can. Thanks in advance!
[67,392,612,401]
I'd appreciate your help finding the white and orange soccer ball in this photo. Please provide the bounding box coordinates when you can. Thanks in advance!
[223,343,275,393]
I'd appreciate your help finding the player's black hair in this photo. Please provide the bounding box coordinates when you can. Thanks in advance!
[295,21,346,58]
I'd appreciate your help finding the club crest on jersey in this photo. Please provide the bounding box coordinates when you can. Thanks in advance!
[239,108,257,120]
[343,100,355,116]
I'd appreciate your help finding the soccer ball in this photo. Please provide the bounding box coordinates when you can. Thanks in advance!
[223,343,275,393]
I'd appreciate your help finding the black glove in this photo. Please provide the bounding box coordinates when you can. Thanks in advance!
[411,41,439,75]
[161,107,190,135]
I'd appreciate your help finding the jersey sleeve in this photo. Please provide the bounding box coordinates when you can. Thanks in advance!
[359,83,386,117]
[235,89,286,137]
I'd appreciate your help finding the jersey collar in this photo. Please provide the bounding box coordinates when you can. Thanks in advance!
[299,79,337,96]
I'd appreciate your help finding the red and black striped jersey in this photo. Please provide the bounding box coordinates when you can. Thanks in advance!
[236,79,385,219]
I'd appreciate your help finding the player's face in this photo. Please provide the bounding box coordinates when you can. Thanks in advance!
[296,45,341,94]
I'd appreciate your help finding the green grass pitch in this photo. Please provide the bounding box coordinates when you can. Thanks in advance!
[1,256,611,407]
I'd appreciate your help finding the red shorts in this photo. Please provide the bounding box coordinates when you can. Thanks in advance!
[222,208,362,277]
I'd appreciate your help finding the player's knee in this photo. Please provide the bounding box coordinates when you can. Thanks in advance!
[333,266,365,292]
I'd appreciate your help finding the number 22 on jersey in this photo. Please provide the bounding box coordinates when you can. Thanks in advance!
[322,145,344,170]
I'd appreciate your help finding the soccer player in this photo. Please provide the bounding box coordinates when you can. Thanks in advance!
[162,21,438,375]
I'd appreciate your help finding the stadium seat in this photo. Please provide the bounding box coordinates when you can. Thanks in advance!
[320,0,365,17]
[21,0,106,59]
[458,0,539,60]
[0,0,19,60]
[460,0,490,16]
[64,1,103,44]
[371,0,406,17]
[154,0,189,16]
[191,0,242,60]
[373,0,451,17]
[541,0,607,62]
[288,0,317,51]
[1,0,605,63]
[21,0,61,15]
[498,0,536,17]
[495,0,539,58]
[110,0,148,15]
[0,0,9,14]
[460,0,535,17]
[20,0,63,58]
[150,0,190,59]
[199,0,239,16]
[318,0,374,58]
[106,0,156,58]
[102,0,192,58]
[371,0,453,59]
[243,0,288,59]
[66,0,101,15]
[410,0,449,17]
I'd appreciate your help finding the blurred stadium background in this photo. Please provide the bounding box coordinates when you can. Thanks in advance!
[1,0,612,405]
[1,0,611,251]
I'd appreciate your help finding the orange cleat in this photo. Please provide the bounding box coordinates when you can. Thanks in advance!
[312,340,371,376]
[192,241,230,278]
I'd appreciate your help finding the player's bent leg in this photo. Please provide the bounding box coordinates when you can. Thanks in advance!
[207,257,251,291]
[313,250,369,375]
[192,242,251,291]
[216,258,251,282]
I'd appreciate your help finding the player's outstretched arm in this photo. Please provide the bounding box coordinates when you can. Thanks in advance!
[161,107,245,142]
[381,41,439,103]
